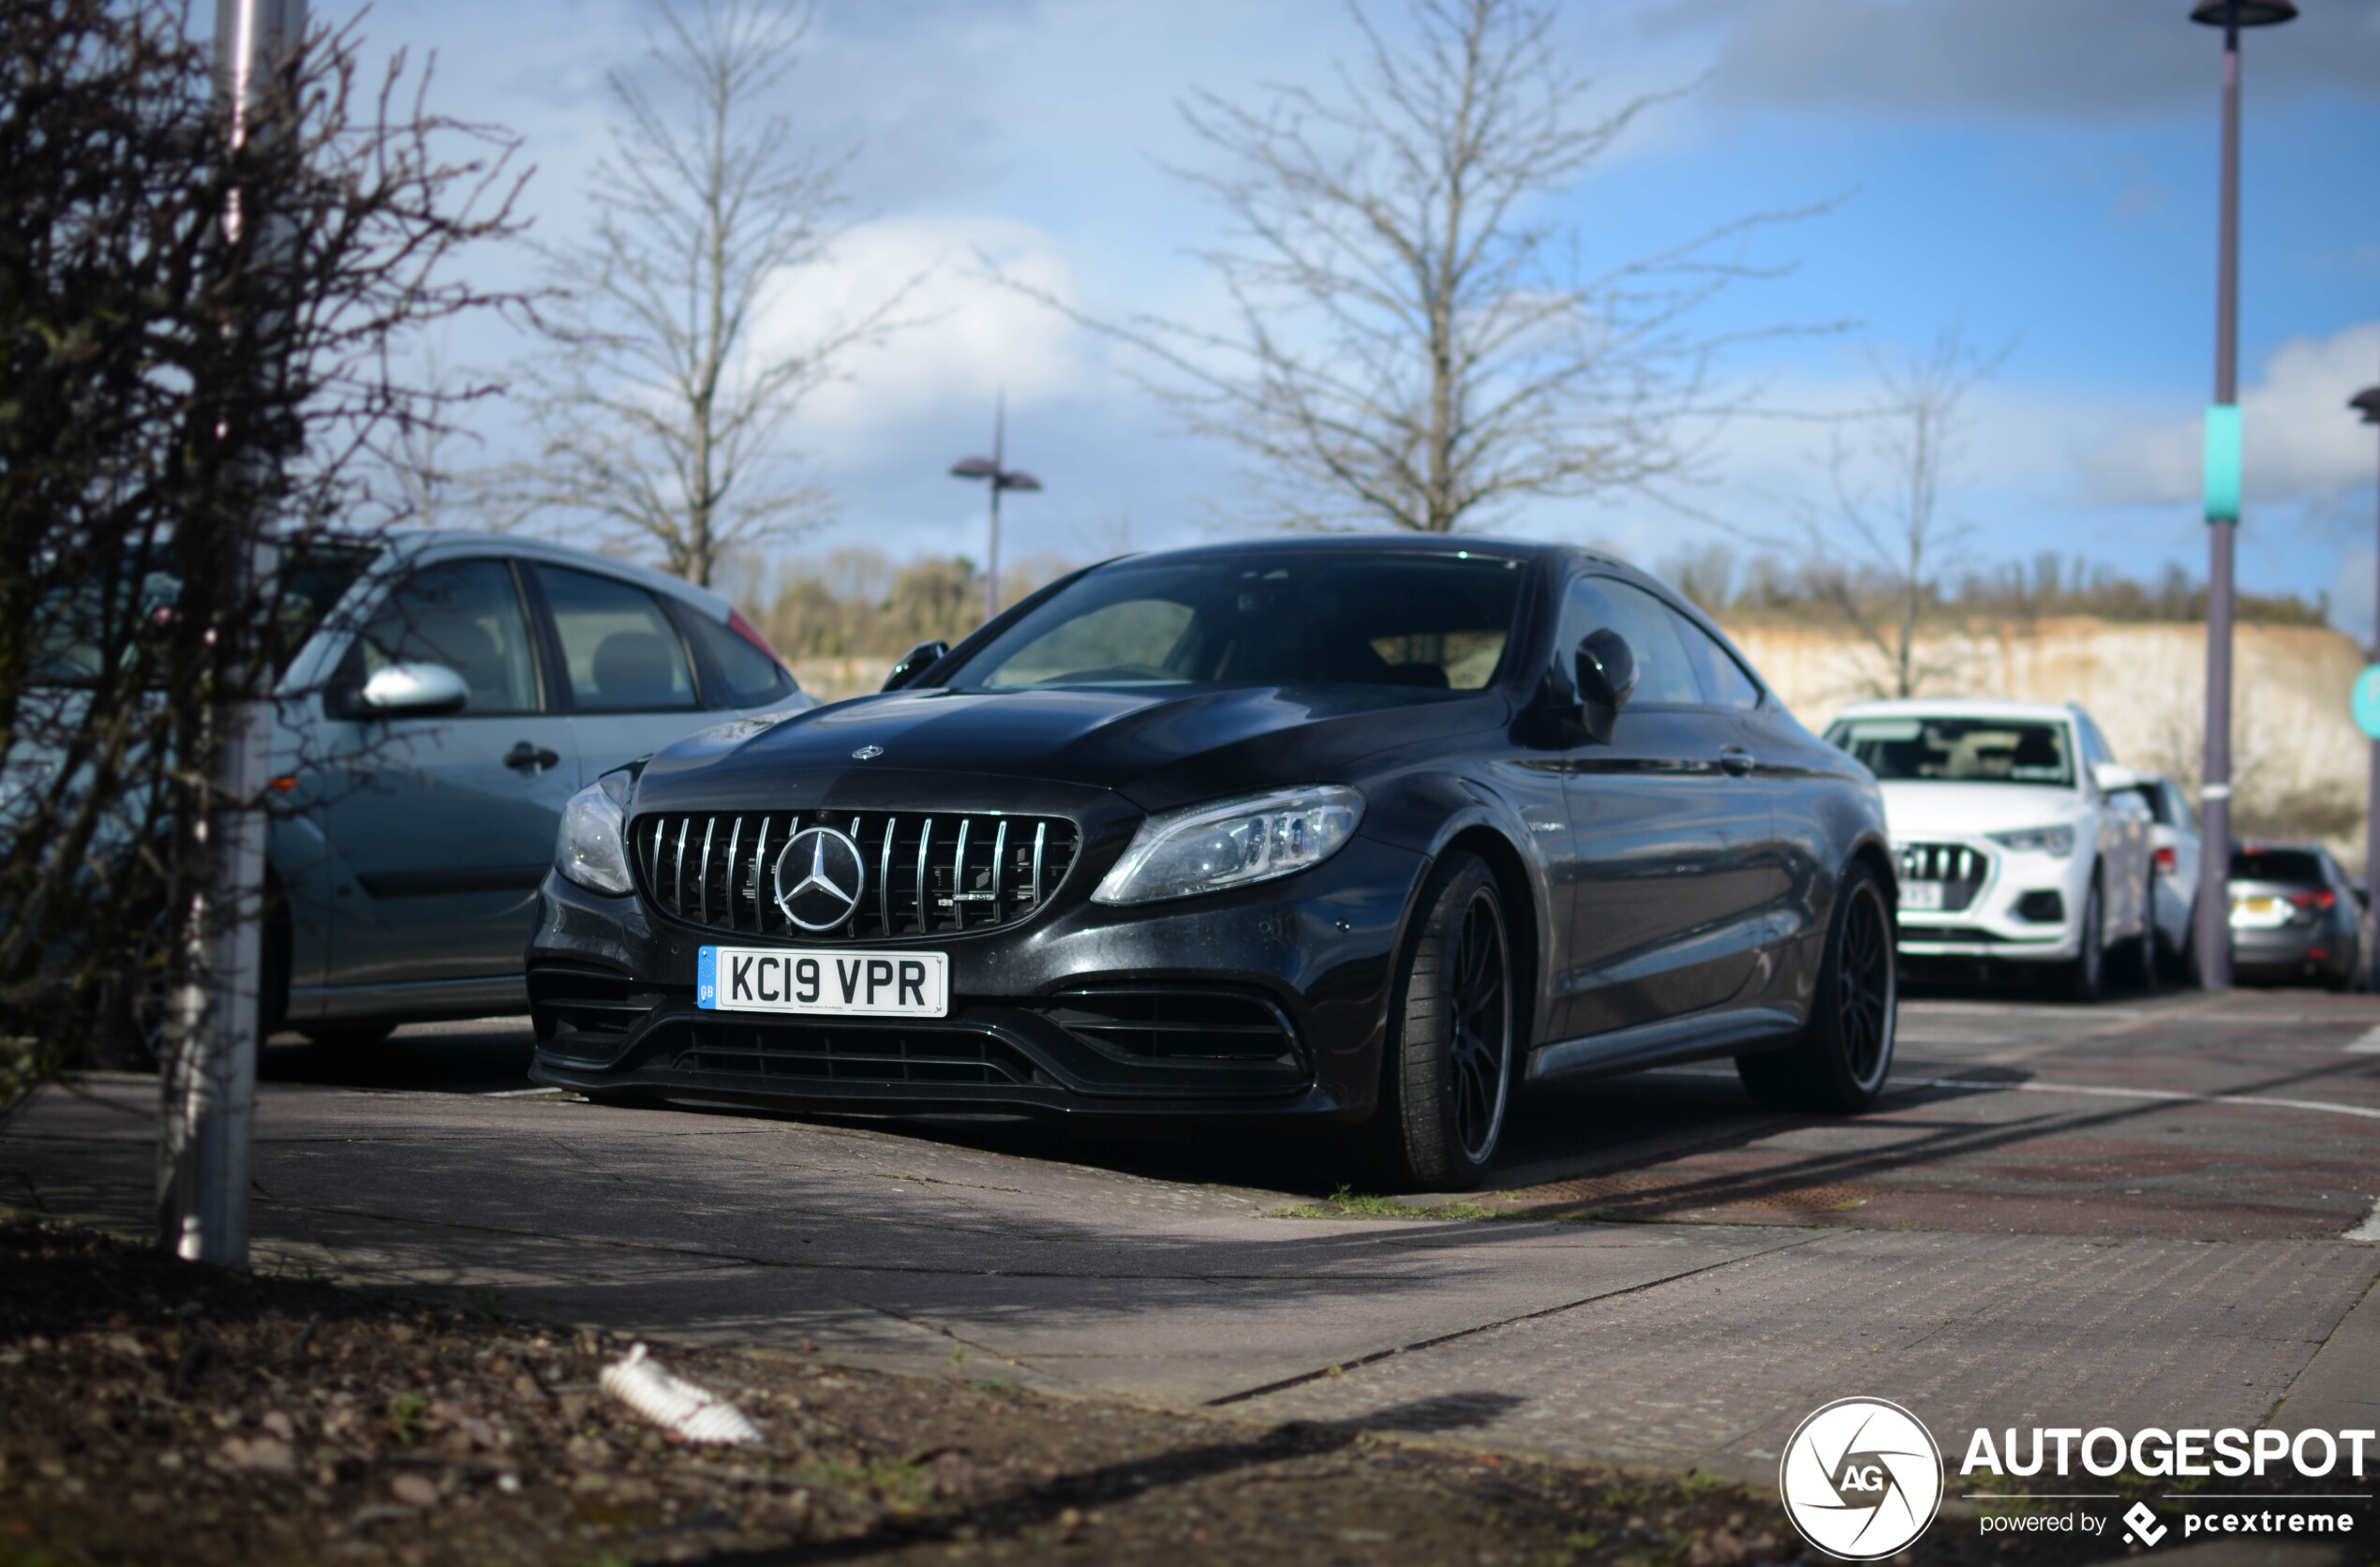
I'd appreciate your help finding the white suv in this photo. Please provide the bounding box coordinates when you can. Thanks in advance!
[1822,699,2157,1000]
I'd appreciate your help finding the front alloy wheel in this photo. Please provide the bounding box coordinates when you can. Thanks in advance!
[1370,851,1512,1190]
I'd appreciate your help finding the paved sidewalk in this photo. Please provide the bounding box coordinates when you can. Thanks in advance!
[7,1059,2376,1487]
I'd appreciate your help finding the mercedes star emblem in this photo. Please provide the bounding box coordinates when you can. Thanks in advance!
[852,744,883,760]
[772,826,867,931]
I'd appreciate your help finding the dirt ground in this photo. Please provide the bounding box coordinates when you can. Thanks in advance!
[0,1217,2356,1567]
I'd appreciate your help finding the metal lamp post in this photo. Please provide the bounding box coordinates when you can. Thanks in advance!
[2354,383,2380,972]
[948,391,1041,625]
[2187,0,2295,991]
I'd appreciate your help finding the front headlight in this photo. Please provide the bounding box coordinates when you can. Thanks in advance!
[1986,824,2075,858]
[556,771,634,894]
[1093,784,1364,906]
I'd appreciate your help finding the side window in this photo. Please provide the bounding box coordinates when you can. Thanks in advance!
[1671,612,1763,710]
[536,565,697,712]
[349,558,541,715]
[2165,783,2198,838]
[678,608,792,709]
[1554,576,1700,706]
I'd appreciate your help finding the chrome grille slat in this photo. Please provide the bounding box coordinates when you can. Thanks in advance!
[1896,840,1992,914]
[629,810,1078,941]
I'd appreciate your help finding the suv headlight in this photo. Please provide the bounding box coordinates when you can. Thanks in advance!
[1986,824,2075,858]
[556,771,635,894]
[1093,784,1363,905]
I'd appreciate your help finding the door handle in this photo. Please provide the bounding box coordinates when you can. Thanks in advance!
[1718,746,1756,778]
[504,741,561,773]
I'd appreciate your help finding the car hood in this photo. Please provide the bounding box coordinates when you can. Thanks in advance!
[1876,781,2091,840]
[632,682,1509,814]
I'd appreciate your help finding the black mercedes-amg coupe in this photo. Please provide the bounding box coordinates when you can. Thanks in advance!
[528,536,1897,1187]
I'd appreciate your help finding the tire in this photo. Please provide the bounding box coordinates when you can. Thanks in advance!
[1366,850,1513,1191]
[2059,874,2105,1003]
[1736,860,1897,1113]
[2157,897,2200,987]
[2113,876,2157,991]
[299,1023,396,1050]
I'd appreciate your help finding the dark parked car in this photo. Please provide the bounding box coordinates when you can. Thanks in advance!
[2228,843,2368,990]
[527,537,1899,1187]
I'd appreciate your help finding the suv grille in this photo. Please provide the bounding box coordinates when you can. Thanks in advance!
[630,810,1078,940]
[1897,841,1990,913]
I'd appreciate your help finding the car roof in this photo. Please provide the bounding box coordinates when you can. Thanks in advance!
[1092,532,1574,567]
[369,529,733,619]
[1832,697,2083,724]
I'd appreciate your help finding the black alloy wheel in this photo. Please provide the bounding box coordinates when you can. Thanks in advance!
[1737,859,1897,1113]
[1370,850,1512,1190]
[2060,875,2105,1003]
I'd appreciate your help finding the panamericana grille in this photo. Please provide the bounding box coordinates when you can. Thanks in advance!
[630,810,1078,939]
[1896,841,1990,913]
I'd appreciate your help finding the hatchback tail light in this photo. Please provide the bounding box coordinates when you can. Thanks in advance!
[2289,889,2338,912]
[726,607,793,673]
[2153,846,2177,875]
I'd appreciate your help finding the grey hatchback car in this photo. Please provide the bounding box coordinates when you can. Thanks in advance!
[260,532,813,1044]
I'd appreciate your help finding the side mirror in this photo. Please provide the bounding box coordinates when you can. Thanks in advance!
[356,662,469,717]
[882,639,949,692]
[1574,629,1637,745]
[2091,762,2140,796]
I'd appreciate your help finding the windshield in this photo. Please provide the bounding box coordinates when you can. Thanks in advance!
[1824,716,2076,787]
[943,551,1527,694]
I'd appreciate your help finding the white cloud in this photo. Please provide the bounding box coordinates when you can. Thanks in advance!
[2082,321,2380,507]
[750,216,1108,456]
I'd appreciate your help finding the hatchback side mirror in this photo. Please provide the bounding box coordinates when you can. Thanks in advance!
[882,640,950,692]
[1575,629,1637,745]
[355,662,469,717]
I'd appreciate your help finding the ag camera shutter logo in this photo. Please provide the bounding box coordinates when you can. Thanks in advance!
[1779,1397,1944,1560]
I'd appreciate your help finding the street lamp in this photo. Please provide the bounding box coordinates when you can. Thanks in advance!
[2354,382,2380,972]
[948,390,1041,626]
[2187,0,2296,991]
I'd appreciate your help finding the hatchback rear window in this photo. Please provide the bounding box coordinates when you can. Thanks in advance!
[2229,849,2323,885]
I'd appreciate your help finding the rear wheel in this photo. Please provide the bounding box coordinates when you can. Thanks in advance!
[1737,860,1897,1113]
[2059,875,2105,1003]
[1367,851,1512,1191]
[2113,876,2157,991]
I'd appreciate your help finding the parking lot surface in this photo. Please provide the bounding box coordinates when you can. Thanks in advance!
[6,988,2377,1485]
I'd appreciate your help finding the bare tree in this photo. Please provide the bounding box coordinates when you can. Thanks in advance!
[1801,325,2010,699]
[516,0,911,587]
[0,0,521,1117]
[1006,0,1821,533]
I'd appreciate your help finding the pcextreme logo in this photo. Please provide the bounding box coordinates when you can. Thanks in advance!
[1779,1397,1946,1560]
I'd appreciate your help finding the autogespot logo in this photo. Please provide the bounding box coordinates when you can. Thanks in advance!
[1780,1397,1945,1560]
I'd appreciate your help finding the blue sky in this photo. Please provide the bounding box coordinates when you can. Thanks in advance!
[350,0,2380,634]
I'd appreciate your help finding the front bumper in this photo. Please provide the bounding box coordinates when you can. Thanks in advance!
[1892,835,2087,964]
[525,832,1426,1120]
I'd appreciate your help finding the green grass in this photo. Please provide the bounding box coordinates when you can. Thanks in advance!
[1272,1184,1505,1221]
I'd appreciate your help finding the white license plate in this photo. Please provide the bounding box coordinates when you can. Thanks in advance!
[1901,881,1945,911]
[2230,896,2286,930]
[697,947,948,1018]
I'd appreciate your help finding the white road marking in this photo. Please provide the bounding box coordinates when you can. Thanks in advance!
[2347,1201,2380,1243]
[2345,1026,2380,1054]
[1658,1067,2380,1123]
